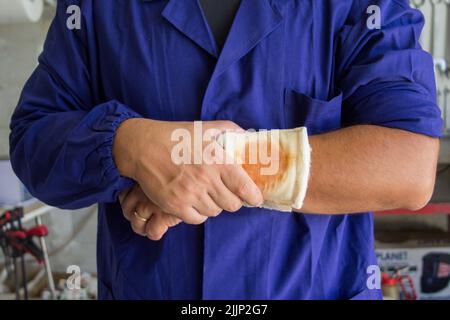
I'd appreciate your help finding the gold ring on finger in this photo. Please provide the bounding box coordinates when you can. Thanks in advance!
[134,210,149,222]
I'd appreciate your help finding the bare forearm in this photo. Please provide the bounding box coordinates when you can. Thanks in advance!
[297,125,439,214]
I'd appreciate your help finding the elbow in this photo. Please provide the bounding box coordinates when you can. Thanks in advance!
[403,179,435,211]
[402,163,437,212]
[401,136,439,212]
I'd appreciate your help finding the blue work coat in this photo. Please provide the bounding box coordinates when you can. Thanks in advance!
[10,0,442,299]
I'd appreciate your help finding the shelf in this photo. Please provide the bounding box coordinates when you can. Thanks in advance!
[376,203,450,215]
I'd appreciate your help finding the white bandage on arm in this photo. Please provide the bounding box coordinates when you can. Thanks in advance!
[217,127,311,212]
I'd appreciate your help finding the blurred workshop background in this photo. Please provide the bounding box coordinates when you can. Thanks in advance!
[0,0,97,300]
[0,0,450,300]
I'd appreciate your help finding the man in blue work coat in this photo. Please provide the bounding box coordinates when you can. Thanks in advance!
[9,0,442,300]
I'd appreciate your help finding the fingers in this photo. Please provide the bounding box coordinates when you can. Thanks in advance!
[220,165,264,207]
[120,186,142,221]
[121,185,157,236]
[209,185,243,213]
[179,207,208,225]
[120,181,212,241]
[145,212,182,241]
[132,201,160,236]
[192,193,223,217]
[207,121,263,208]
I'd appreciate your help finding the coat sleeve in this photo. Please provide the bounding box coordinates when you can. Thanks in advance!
[9,1,140,209]
[336,0,443,137]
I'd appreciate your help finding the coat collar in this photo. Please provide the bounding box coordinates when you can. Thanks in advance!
[213,0,283,77]
[160,0,218,57]
[142,0,283,76]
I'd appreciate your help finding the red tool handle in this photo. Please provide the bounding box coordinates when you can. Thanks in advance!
[5,230,27,240]
[26,225,48,237]
[0,211,12,226]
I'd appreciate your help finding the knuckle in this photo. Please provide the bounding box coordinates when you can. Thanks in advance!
[236,180,250,198]
[135,204,147,217]
[141,203,154,218]
[195,168,210,184]
[180,179,196,193]
[192,189,205,201]
[163,199,180,214]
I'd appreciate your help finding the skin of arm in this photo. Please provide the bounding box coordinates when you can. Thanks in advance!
[120,124,439,240]
[296,125,440,214]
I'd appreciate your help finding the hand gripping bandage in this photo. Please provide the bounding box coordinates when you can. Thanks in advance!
[217,127,311,212]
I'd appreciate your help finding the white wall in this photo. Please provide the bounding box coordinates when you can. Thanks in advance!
[418,1,450,133]
[0,7,97,274]
[0,18,48,157]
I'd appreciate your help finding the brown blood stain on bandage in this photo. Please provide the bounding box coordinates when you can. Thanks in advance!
[241,138,290,193]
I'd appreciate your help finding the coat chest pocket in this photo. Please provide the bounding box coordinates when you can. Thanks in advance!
[284,89,343,134]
